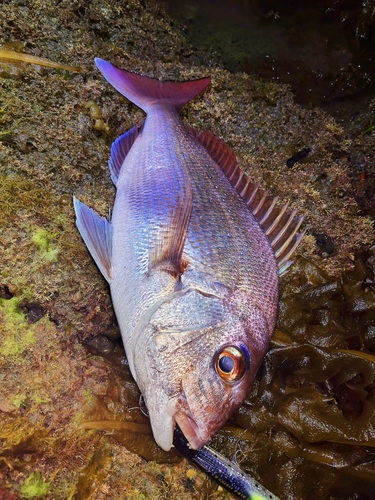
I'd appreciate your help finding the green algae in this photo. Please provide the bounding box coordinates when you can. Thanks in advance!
[31,392,51,404]
[1,328,35,357]
[0,295,28,327]
[20,472,50,499]
[0,296,35,357]
[31,227,60,262]
[12,394,29,410]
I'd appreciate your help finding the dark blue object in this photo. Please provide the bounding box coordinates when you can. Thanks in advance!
[173,426,279,500]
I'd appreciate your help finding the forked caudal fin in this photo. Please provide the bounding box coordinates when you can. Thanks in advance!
[95,58,211,113]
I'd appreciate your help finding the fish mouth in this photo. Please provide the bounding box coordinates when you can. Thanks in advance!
[142,380,197,451]
[147,393,209,451]
[149,406,175,452]
[174,411,208,450]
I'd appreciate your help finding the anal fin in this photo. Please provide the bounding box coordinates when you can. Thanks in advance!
[73,196,112,282]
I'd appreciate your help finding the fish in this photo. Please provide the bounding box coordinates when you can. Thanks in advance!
[74,58,304,452]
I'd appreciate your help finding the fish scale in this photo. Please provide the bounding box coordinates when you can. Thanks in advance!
[74,58,304,453]
[179,129,272,291]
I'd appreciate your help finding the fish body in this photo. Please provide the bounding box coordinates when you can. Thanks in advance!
[74,59,304,451]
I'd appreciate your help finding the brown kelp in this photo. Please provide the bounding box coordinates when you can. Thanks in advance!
[0,48,83,72]
[208,252,375,498]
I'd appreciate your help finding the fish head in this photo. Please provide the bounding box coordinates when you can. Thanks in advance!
[133,289,275,451]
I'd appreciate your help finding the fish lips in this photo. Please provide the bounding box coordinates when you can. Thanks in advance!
[146,378,242,452]
[173,376,248,450]
[144,388,212,452]
[143,353,254,451]
[174,407,211,450]
[143,389,176,452]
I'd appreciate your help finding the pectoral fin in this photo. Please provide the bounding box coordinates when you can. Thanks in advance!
[73,197,112,282]
[147,180,192,278]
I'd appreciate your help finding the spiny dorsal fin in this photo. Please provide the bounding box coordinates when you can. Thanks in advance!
[191,127,305,275]
[108,125,139,185]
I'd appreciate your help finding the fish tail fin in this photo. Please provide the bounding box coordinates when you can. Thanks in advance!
[95,58,210,112]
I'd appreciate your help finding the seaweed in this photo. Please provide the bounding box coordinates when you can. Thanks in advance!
[31,228,60,263]
[0,49,82,73]
[208,252,375,498]
[20,473,50,499]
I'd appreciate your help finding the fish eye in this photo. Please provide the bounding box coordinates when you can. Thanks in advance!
[215,346,248,383]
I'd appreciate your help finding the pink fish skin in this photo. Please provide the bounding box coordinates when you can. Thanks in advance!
[74,59,304,451]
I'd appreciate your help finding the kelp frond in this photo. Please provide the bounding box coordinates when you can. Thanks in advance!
[0,49,83,72]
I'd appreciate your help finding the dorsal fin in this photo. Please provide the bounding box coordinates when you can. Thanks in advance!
[191,127,305,275]
[108,125,139,185]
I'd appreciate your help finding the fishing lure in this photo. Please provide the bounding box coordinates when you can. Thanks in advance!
[173,426,279,500]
